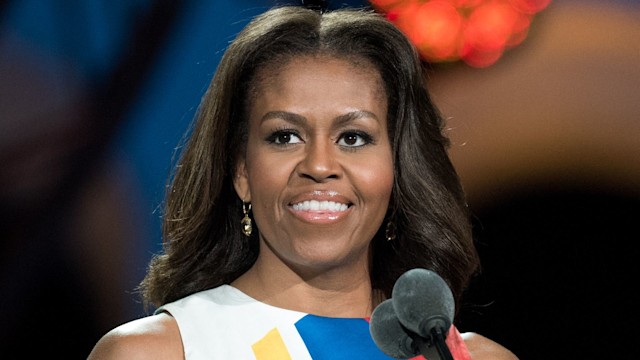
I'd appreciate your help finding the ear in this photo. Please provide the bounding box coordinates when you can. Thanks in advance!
[233,156,251,202]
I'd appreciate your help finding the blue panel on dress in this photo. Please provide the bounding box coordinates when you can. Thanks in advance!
[295,314,396,359]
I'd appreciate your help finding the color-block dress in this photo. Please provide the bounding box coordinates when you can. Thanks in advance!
[157,285,471,359]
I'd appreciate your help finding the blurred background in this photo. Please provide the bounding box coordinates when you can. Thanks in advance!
[1,0,638,358]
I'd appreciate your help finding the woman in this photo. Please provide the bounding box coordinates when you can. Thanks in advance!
[89,5,518,359]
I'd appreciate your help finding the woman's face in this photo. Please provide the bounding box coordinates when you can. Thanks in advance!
[234,55,393,274]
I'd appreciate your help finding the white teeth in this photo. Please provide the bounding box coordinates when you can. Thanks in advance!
[292,200,349,212]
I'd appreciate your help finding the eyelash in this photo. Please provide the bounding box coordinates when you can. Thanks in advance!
[265,128,374,149]
[265,128,302,146]
[337,130,374,148]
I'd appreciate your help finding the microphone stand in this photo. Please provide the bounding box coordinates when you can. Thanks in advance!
[414,326,454,360]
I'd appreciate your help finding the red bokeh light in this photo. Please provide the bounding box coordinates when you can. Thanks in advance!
[409,1,464,60]
[465,2,521,52]
[509,0,552,14]
[369,0,552,67]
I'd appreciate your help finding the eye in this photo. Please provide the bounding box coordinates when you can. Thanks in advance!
[337,131,372,147]
[266,130,303,145]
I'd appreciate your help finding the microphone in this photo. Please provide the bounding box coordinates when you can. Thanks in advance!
[369,299,417,358]
[370,268,455,360]
[392,268,454,339]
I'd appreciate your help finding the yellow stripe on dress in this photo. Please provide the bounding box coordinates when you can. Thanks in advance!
[252,327,292,360]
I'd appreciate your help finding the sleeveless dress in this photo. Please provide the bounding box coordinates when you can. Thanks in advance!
[157,285,471,360]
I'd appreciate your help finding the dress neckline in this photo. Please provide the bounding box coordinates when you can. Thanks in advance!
[220,284,371,321]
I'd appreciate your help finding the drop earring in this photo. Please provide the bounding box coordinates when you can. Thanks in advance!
[241,202,252,237]
[385,220,396,242]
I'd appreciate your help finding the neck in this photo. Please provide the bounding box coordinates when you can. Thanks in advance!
[231,255,375,318]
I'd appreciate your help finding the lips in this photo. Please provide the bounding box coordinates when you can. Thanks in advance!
[288,191,352,223]
[288,190,352,210]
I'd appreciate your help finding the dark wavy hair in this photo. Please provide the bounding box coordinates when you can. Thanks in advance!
[140,6,480,316]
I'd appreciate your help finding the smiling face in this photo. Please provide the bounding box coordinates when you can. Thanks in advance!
[233,55,394,276]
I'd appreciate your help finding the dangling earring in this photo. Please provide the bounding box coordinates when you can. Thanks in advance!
[241,202,252,237]
[385,220,396,242]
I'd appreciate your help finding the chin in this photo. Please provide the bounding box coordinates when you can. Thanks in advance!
[288,246,368,273]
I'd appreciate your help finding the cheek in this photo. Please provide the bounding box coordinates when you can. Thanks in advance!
[357,156,394,204]
[246,152,292,209]
[246,159,280,236]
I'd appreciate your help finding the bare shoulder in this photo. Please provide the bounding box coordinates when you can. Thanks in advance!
[87,312,183,360]
[461,332,519,360]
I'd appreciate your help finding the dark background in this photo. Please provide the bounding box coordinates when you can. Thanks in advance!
[1,0,638,358]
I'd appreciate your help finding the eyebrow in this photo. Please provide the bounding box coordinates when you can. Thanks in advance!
[334,110,381,127]
[259,110,380,127]
[260,111,306,125]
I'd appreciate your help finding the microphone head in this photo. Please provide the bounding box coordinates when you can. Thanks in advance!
[391,268,454,337]
[369,299,418,359]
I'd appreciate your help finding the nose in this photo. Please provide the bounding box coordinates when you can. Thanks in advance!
[297,139,341,182]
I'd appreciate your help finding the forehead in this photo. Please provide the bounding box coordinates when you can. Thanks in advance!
[250,54,386,102]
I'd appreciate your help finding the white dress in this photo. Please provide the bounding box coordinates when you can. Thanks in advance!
[157,284,470,360]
